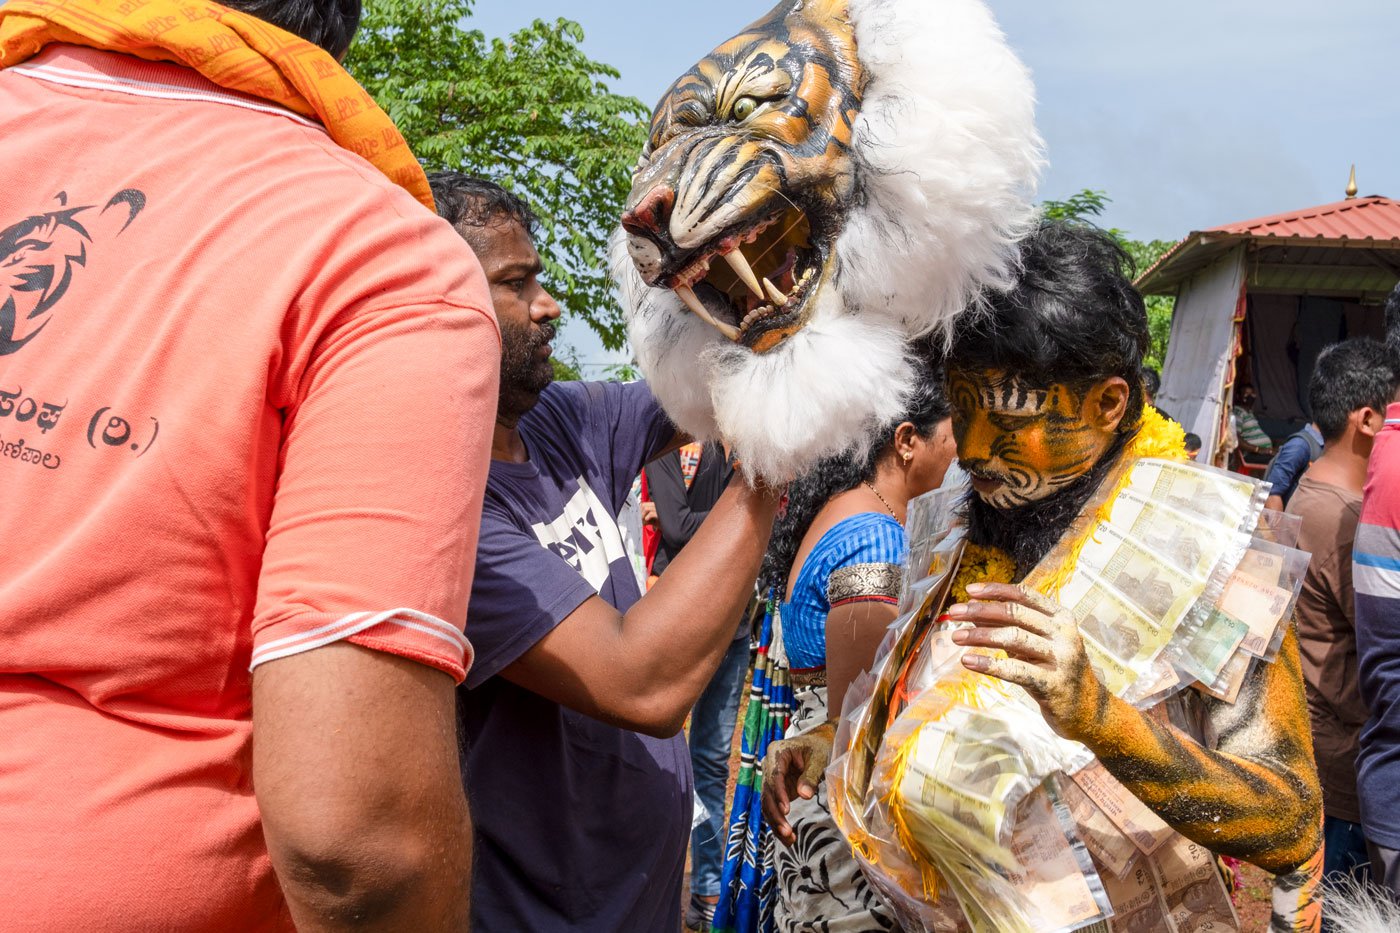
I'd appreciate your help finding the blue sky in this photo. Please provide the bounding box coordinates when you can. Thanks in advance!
[469,0,1400,370]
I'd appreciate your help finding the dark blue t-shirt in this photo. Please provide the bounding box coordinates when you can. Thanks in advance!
[459,380,689,931]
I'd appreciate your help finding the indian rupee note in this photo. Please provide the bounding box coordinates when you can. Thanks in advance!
[1102,854,1172,933]
[1060,569,1169,670]
[1235,548,1284,587]
[1063,775,1137,879]
[1219,569,1291,658]
[1071,760,1176,856]
[1148,833,1240,932]
[1197,648,1253,704]
[1005,789,1107,930]
[1171,609,1249,684]
[894,724,1024,869]
[1125,459,1259,529]
[1076,521,1206,629]
[1107,488,1243,580]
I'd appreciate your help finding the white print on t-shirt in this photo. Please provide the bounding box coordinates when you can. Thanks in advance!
[530,479,626,592]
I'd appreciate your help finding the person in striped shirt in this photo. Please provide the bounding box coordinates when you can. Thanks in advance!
[1355,284,1400,900]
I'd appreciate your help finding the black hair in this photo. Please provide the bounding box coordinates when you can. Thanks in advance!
[758,349,951,594]
[1141,366,1161,400]
[1183,432,1202,452]
[428,171,539,237]
[222,0,361,59]
[1308,338,1397,442]
[951,219,1149,430]
[1385,281,1400,369]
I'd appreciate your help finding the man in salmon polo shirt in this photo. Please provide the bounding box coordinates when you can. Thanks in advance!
[0,1,498,929]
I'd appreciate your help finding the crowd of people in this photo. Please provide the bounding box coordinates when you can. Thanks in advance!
[4,1,1400,931]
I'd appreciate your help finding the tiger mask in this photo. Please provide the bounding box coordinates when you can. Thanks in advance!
[611,0,1043,482]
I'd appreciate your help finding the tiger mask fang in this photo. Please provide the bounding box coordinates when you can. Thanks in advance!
[612,0,1044,483]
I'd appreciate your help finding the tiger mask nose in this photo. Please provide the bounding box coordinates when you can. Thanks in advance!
[621,185,675,244]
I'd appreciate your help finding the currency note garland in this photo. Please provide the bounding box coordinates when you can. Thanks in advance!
[829,408,1308,932]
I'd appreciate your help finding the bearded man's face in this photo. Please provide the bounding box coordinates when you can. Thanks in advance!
[949,368,1125,510]
[462,216,560,421]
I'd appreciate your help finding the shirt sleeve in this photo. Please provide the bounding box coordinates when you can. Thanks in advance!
[1264,436,1310,500]
[1237,409,1274,449]
[823,515,908,608]
[1355,415,1400,845]
[462,499,600,689]
[1356,414,1400,733]
[590,381,676,510]
[248,200,500,684]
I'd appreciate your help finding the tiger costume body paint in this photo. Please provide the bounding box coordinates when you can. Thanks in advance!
[613,0,1042,482]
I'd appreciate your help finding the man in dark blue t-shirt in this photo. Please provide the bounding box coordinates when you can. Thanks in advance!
[430,173,780,931]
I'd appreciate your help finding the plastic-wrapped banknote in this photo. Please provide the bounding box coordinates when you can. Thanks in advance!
[874,696,1106,932]
[1147,834,1240,932]
[1057,569,1173,696]
[1076,522,1205,629]
[1169,609,1249,684]
[888,715,1031,869]
[1125,458,1261,529]
[1104,488,1248,580]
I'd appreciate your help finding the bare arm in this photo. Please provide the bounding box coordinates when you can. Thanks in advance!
[764,591,898,844]
[953,583,1321,873]
[502,474,779,737]
[1072,631,1320,872]
[254,643,472,931]
[826,599,899,722]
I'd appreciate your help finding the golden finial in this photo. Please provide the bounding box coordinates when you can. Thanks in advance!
[1346,164,1358,199]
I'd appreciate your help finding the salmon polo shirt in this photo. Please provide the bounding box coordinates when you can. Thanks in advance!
[0,47,498,930]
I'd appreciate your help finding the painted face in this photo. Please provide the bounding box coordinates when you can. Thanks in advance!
[949,369,1111,509]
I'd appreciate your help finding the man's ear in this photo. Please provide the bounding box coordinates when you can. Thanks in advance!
[1357,407,1385,439]
[1085,376,1132,433]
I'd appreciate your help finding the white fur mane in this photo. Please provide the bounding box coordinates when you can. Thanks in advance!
[612,0,1043,482]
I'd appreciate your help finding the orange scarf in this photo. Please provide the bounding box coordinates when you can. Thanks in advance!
[0,0,433,210]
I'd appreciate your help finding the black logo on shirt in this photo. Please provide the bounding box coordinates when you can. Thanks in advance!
[0,189,146,356]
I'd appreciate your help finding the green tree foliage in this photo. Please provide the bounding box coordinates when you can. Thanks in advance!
[1041,190,1177,371]
[345,0,650,351]
[550,354,583,382]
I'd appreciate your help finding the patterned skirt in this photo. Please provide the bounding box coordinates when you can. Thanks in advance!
[713,600,899,933]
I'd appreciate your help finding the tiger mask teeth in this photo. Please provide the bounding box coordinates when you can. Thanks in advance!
[613,0,1044,482]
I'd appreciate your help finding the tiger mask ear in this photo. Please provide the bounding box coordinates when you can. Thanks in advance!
[613,0,1043,484]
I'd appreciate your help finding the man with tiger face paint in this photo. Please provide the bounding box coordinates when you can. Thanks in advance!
[766,222,1324,931]
[953,223,1322,927]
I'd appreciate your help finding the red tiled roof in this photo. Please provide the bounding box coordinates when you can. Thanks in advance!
[1135,195,1400,294]
[1207,195,1400,242]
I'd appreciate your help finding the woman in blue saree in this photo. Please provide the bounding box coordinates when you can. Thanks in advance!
[713,359,956,933]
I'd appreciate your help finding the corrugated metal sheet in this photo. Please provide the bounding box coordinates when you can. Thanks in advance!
[1212,196,1400,241]
[1136,195,1400,295]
